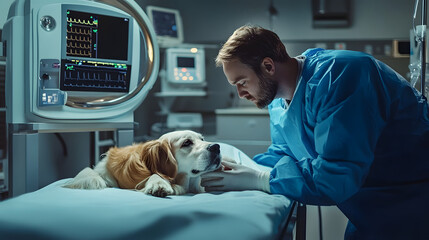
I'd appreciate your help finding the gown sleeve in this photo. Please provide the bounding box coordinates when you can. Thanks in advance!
[267,54,389,205]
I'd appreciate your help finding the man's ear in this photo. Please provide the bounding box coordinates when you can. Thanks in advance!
[260,57,275,75]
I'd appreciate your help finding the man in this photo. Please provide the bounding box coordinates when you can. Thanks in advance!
[201,25,429,239]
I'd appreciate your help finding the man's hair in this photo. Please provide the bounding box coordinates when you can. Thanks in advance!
[215,25,289,75]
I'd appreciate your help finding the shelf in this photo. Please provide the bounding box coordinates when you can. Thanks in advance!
[9,122,136,134]
[154,91,206,97]
[215,107,269,115]
[97,139,115,147]
[159,42,219,49]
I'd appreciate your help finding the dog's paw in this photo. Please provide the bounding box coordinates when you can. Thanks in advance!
[139,174,174,197]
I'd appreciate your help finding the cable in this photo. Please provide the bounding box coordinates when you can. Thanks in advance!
[54,133,68,157]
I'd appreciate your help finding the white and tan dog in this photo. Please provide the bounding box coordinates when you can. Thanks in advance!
[63,130,222,197]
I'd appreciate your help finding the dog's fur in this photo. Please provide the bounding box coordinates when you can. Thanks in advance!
[63,130,222,197]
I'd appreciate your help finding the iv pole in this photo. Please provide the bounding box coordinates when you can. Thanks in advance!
[420,0,427,98]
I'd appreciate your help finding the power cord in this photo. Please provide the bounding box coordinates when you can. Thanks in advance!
[54,133,68,157]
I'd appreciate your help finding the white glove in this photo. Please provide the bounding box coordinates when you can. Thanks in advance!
[201,161,271,193]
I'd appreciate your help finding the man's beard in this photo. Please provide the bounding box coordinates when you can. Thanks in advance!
[254,74,278,109]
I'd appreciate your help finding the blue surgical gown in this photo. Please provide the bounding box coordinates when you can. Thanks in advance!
[254,48,429,239]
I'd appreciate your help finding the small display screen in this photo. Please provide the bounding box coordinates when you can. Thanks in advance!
[177,57,195,68]
[397,41,410,55]
[60,59,131,92]
[152,10,178,37]
[66,10,129,61]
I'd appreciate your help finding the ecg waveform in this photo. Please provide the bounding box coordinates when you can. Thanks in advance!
[67,17,98,26]
[66,11,98,58]
[61,59,131,92]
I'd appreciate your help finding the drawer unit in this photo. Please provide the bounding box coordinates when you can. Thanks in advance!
[214,108,271,157]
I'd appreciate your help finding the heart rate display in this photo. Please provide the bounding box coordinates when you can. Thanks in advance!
[60,59,131,92]
[66,10,129,61]
[62,10,132,92]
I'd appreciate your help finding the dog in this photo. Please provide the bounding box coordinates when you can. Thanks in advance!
[63,130,222,197]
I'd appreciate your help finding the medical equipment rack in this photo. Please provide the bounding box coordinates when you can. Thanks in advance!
[7,122,135,197]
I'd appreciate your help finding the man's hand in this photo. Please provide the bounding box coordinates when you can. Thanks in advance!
[201,161,271,193]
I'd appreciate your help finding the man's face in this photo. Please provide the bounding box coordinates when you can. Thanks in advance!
[223,59,278,108]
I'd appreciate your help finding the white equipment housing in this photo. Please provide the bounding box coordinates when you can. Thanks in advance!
[163,47,206,94]
[2,0,159,196]
[155,47,206,131]
[3,0,159,124]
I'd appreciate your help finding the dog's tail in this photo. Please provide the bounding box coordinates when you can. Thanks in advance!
[63,167,107,189]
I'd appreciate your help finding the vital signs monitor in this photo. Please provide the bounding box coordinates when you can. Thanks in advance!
[146,5,184,47]
[158,47,206,95]
[2,0,159,122]
[166,48,205,85]
[2,0,160,197]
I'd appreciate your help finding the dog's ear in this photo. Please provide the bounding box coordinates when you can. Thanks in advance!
[141,139,178,182]
[106,144,152,189]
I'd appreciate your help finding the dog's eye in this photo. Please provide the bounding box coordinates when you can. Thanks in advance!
[182,139,193,147]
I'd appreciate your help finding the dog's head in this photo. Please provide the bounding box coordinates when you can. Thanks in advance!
[106,130,221,189]
[159,130,221,177]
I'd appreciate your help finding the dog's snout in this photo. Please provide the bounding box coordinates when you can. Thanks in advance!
[207,144,220,153]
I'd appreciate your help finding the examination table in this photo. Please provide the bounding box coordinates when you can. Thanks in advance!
[0,144,298,240]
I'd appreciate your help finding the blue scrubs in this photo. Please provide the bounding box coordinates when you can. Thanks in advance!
[254,49,429,239]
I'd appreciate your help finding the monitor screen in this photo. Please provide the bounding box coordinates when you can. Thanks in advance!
[61,10,132,92]
[66,10,129,61]
[61,59,130,92]
[177,57,195,68]
[147,6,183,46]
[151,10,178,38]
